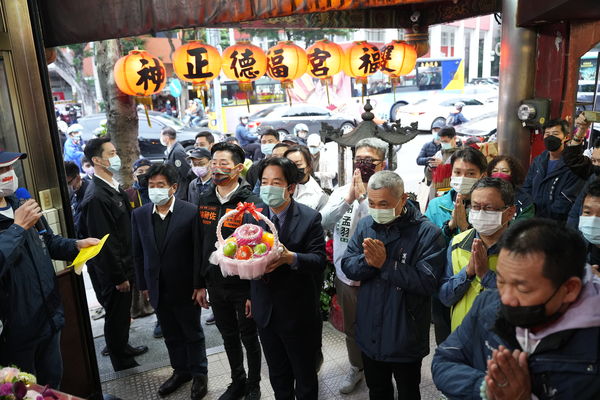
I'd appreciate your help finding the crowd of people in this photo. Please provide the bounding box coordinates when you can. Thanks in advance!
[1,110,600,400]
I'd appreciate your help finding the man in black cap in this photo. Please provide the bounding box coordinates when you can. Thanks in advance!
[0,150,99,387]
[125,158,152,208]
[187,148,212,206]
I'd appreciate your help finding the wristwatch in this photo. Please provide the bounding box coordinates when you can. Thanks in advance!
[358,193,367,202]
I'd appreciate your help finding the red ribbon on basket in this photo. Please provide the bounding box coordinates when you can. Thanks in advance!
[235,202,263,220]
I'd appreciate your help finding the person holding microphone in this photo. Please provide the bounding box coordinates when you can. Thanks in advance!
[0,150,99,388]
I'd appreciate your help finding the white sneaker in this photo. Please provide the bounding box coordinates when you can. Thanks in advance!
[339,367,363,394]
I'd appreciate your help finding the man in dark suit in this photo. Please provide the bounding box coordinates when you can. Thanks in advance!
[132,163,208,399]
[162,127,192,200]
[250,157,326,400]
[79,138,148,372]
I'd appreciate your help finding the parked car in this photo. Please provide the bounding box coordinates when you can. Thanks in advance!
[454,111,497,139]
[78,112,220,161]
[394,94,498,131]
[247,104,357,135]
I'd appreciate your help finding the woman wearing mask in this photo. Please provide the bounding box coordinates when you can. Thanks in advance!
[284,145,329,211]
[487,155,534,220]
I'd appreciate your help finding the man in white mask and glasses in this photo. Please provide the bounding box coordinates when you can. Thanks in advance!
[439,177,516,332]
[342,171,445,400]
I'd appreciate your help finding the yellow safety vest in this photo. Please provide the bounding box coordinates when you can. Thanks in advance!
[450,229,498,331]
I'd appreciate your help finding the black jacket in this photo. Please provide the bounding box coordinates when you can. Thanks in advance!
[0,197,78,346]
[132,199,199,309]
[247,200,326,330]
[166,142,192,200]
[194,180,260,289]
[79,176,134,290]
[71,177,89,238]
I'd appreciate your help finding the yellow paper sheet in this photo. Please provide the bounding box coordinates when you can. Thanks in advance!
[68,234,109,275]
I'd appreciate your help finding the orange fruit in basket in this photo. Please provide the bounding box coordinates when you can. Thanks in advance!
[236,245,253,260]
[262,232,275,248]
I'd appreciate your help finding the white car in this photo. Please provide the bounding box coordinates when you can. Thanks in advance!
[394,94,498,131]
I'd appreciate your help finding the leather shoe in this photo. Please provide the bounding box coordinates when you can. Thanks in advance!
[191,375,208,400]
[124,344,148,357]
[158,373,192,397]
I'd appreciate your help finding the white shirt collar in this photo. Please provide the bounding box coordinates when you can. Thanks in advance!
[152,197,175,220]
[95,174,120,192]
[216,183,239,204]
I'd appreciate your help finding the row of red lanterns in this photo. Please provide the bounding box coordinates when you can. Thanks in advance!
[113,39,417,99]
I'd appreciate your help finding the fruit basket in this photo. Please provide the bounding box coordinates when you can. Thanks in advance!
[210,202,280,279]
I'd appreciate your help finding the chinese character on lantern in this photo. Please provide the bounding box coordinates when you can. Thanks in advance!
[306,39,344,105]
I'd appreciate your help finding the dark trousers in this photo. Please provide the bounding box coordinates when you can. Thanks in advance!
[258,323,318,400]
[431,296,451,345]
[0,324,62,388]
[156,301,208,376]
[89,269,136,371]
[209,285,261,386]
[362,353,422,400]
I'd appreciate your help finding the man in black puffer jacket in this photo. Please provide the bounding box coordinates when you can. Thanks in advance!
[342,170,445,400]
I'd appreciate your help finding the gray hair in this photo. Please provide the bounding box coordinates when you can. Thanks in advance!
[368,171,405,198]
[356,137,388,160]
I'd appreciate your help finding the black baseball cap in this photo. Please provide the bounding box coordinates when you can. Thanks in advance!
[187,148,212,160]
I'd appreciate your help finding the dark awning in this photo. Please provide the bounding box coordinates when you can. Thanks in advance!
[37,0,500,47]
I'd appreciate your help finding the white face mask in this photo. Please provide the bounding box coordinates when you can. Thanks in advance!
[579,216,600,245]
[0,170,18,197]
[451,176,479,195]
[368,200,401,225]
[148,187,172,206]
[469,209,505,236]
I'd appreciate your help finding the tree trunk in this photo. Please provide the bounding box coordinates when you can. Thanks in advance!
[95,39,139,188]
[53,49,97,115]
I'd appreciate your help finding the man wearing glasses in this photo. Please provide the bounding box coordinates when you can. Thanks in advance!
[439,177,516,332]
[320,137,388,394]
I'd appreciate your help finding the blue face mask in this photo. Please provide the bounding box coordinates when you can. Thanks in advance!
[261,143,276,156]
[579,216,600,245]
[260,185,288,208]
[106,155,121,174]
[441,141,453,150]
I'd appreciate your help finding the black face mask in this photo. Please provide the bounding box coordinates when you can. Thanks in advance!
[137,173,148,189]
[354,161,376,183]
[593,165,600,177]
[544,136,563,152]
[500,285,563,328]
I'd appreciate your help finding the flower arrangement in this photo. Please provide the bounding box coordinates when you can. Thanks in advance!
[0,367,57,400]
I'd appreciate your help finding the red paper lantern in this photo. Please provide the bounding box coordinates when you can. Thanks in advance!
[343,41,381,85]
[266,41,307,89]
[380,40,417,79]
[173,41,221,90]
[221,41,267,92]
[114,50,166,96]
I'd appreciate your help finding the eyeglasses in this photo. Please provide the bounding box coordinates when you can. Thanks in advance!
[354,157,382,165]
[471,205,509,212]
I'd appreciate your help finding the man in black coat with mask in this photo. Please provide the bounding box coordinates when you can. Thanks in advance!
[522,119,585,223]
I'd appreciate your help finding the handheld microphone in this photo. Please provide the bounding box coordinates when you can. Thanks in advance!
[15,187,47,234]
